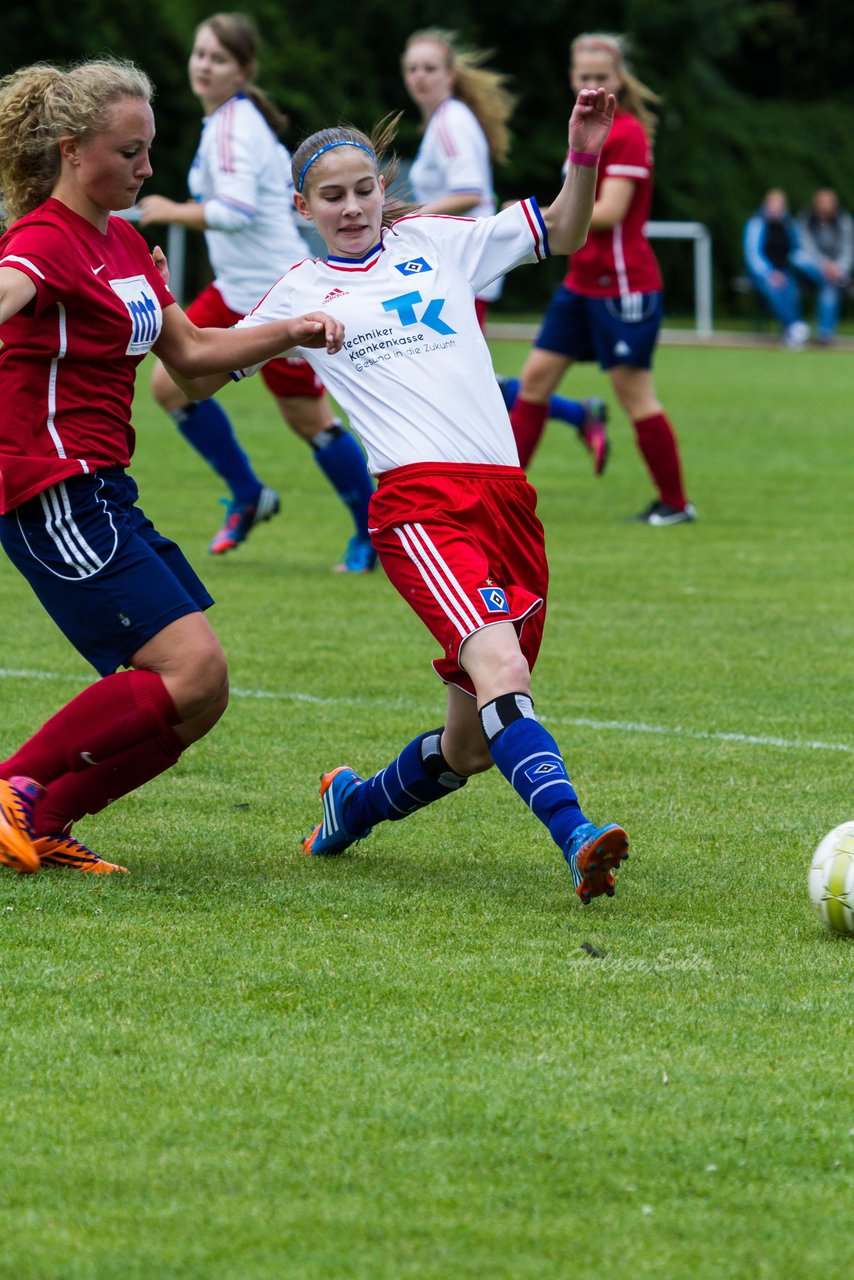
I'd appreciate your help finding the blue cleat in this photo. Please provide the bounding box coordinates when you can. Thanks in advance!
[209,485,280,554]
[301,766,373,856]
[334,534,378,574]
[565,821,629,904]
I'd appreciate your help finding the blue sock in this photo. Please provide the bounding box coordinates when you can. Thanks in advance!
[497,377,584,429]
[172,400,262,505]
[346,730,467,833]
[547,393,584,428]
[312,423,374,539]
[480,693,587,855]
[497,375,520,411]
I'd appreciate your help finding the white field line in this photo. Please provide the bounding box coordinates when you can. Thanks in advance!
[2,667,852,756]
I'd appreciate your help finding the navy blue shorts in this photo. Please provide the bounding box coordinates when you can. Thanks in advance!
[535,285,663,370]
[0,469,214,676]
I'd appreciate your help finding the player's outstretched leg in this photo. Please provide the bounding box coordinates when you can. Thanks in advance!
[479,692,629,903]
[301,730,467,855]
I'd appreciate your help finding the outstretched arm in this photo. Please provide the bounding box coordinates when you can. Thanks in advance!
[543,87,616,255]
[153,303,344,402]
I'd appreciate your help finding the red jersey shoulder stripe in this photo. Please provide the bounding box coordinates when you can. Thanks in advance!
[434,100,461,157]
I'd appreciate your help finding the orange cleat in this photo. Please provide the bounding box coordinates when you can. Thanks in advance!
[34,834,129,874]
[565,822,629,904]
[0,777,41,874]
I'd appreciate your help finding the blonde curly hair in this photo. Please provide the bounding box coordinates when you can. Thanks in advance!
[0,57,152,226]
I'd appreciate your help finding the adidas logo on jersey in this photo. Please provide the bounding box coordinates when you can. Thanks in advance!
[322,287,348,305]
[614,340,632,357]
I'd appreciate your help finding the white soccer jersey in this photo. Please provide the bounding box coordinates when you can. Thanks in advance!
[233,202,548,474]
[188,93,308,314]
[408,97,502,303]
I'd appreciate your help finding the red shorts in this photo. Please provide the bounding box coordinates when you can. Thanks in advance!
[369,463,548,694]
[186,283,324,399]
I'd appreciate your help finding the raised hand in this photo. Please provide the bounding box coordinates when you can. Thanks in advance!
[568,87,617,157]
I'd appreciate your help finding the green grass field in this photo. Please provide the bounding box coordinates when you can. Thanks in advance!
[1,342,851,1279]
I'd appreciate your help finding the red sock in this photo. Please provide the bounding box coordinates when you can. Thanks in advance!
[633,412,688,509]
[1,670,179,786]
[31,727,185,836]
[509,397,549,469]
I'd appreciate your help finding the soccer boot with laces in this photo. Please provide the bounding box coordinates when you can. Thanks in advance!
[301,766,373,856]
[633,499,697,526]
[209,485,280,554]
[0,776,42,874]
[34,834,129,874]
[333,534,378,574]
[564,821,629,904]
[580,397,610,476]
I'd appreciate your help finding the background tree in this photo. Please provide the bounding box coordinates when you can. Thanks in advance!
[5,0,854,314]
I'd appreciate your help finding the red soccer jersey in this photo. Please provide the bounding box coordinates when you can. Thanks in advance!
[563,108,662,298]
[0,199,174,513]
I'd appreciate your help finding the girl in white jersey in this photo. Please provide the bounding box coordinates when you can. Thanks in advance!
[138,12,376,570]
[171,89,631,908]
[402,28,612,474]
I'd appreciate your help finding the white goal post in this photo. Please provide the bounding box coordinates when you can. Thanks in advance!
[644,220,714,337]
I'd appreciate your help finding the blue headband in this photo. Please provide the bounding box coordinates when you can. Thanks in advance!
[296,140,375,193]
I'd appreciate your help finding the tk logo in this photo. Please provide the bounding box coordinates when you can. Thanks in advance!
[381,289,456,335]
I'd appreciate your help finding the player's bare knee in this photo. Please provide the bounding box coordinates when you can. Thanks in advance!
[171,644,229,721]
[484,650,531,696]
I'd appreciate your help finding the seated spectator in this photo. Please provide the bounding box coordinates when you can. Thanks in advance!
[743,188,823,349]
[798,188,854,344]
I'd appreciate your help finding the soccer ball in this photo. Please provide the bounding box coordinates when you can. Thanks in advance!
[808,822,854,935]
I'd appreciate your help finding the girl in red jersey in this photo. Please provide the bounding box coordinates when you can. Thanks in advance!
[0,58,341,875]
[510,33,695,526]
[402,27,611,472]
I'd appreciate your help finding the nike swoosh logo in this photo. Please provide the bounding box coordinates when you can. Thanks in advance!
[80,751,98,765]
[92,264,106,275]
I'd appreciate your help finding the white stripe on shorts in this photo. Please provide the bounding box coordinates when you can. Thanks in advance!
[393,521,483,640]
[41,484,104,576]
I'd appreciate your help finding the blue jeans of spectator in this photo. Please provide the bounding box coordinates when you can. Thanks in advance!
[748,269,804,329]
[815,280,843,340]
